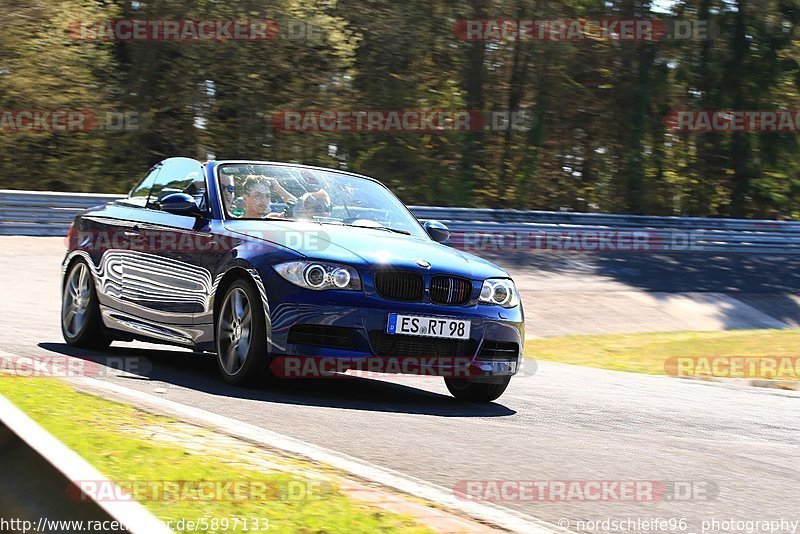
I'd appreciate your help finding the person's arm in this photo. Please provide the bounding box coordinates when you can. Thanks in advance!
[268,178,296,204]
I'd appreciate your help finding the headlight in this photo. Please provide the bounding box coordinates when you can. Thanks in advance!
[479,278,519,308]
[273,261,361,291]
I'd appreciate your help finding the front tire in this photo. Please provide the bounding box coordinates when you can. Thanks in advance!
[61,260,111,350]
[215,278,268,386]
[444,376,511,403]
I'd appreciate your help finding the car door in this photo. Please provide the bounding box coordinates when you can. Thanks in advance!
[119,158,214,344]
[75,163,162,313]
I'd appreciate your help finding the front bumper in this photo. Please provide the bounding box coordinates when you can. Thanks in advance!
[266,299,524,378]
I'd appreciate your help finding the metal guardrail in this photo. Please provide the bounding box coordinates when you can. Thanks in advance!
[0,189,798,253]
[0,190,124,236]
[0,393,171,533]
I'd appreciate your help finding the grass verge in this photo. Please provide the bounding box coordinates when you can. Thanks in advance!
[0,377,431,534]
[524,329,800,377]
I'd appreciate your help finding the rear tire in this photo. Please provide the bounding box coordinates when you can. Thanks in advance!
[444,376,511,403]
[61,260,112,350]
[215,278,268,386]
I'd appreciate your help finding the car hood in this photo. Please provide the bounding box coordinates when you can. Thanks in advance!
[223,219,509,280]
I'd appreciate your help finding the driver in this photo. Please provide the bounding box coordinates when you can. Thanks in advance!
[241,176,275,218]
[241,174,298,219]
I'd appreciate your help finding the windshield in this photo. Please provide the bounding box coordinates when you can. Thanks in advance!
[216,163,428,239]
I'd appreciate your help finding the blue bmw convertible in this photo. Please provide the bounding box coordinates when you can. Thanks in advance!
[61,158,524,402]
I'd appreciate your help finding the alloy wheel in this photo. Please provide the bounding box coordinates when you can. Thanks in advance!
[62,262,91,338]
[218,287,252,375]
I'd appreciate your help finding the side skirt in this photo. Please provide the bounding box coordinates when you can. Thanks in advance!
[100,306,212,349]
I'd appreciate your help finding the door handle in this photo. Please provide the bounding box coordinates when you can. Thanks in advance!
[124,226,141,237]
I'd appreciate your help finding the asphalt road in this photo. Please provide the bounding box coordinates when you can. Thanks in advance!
[1,237,799,533]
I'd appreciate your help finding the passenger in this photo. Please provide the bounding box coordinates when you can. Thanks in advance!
[294,189,333,219]
[219,173,237,215]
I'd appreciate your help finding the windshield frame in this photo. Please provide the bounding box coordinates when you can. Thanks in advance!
[213,161,430,239]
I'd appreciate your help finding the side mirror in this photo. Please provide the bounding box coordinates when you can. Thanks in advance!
[159,193,205,218]
[423,220,450,243]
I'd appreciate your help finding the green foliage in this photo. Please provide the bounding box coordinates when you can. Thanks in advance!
[0,0,797,217]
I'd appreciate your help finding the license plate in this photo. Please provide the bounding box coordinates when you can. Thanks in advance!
[386,314,470,340]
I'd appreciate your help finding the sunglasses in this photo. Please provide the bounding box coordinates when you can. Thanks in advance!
[222,185,235,193]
